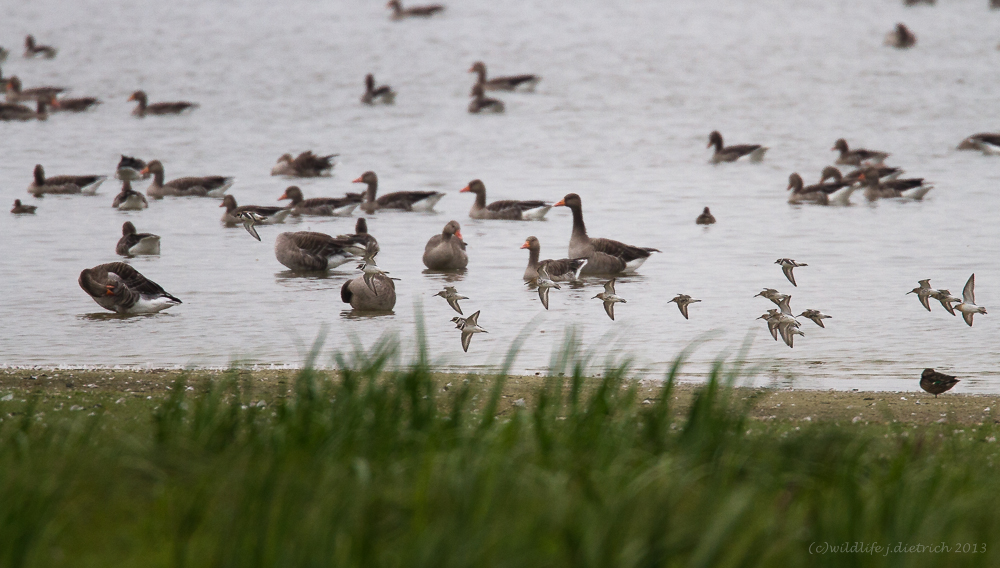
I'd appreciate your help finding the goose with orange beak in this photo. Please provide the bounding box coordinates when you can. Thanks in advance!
[461,179,550,220]
[553,193,659,275]
[423,220,468,270]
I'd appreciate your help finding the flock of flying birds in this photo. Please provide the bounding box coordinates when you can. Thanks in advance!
[6,2,996,394]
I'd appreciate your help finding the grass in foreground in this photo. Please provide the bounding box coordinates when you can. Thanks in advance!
[1,336,999,567]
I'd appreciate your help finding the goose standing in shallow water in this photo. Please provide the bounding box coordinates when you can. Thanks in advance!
[116,222,160,256]
[832,139,890,166]
[468,84,504,114]
[353,171,445,213]
[278,186,361,216]
[423,220,468,270]
[112,180,148,210]
[361,74,396,105]
[521,236,587,281]
[468,61,539,92]
[274,232,359,272]
[461,179,550,220]
[707,131,767,163]
[554,193,659,275]
[141,160,234,199]
[270,151,338,176]
[79,263,180,314]
[28,164,106,196]
[128,90,197,116]
[220,195,291,226]
[387,0,444,19]
[11,199,36,214]
[24,35,57,58]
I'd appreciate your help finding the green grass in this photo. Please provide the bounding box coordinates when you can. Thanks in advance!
[1,330,999,567]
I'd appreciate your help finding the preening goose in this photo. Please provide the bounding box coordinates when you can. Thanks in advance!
[79,263,180,314]
[423,220,468,270]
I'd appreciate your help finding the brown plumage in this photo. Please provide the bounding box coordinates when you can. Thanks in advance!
[387,0,444,19]
[695,207,716,225]
[128,90,197,116]
[341,274,396,311]
[469,61,539,92]
[362,74,396,104]
[11,199,36,214]
[707,131,767,163]
[79,262,180,314]
[141,160,233,199]
[220,195,290,225]
[0,99,47,121]
[353,171,445,213]
[920,368,959,397]
[521,236,587,281]
[50,95,100,112]
[274,231,358,272]
[553,193,659,275]
[423,220,468,270]
[277,186,362,216]
[461,179,550,220]
[116,221,160,256]
[885,23,916,49]
[270,151,337,177]
[28,164,105,196]
[832,139,890,166]
[5,76,64,102]
[24,35,57,58]
[468,84,505,114]
[112,180,148,210]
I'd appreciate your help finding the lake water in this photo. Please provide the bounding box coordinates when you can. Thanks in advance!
[3,0,999,393]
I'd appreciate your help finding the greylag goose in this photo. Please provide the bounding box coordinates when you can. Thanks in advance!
[5,76,64,102]
[0,66,12,91]
[353,171,445,213]
[695,207,716,225]
[79,263,180,314]
[141,160,233,199]
[0,99,47,121]
[832,139,890,166]
[112,180,148,210]
[957,133,1000,155]
[858,168,932,201]
[423,220,468,270]
[270,151,338,176]
[387,0,444,19]
[521,236,587,281]
[11,199,36,214]
[553,193,659,275]
[885,23,916,48]
[468,61,539,92]
[842,165,902,184]
[128,90,197,116]
[24,36,57,58]
[341,274,396,311]
[461,179,551,220]
[0,47,8,63]
[274,231,359,272]
[49,94,100,112]
[468,84,504,114]
[116,156,149,181]
[116,221,160,256]
[278,185,361,216]
[28,164,106,196]
[361,74,396,105]
[220,195,291,226]
[786,173,841,205]
[707,131,768,163]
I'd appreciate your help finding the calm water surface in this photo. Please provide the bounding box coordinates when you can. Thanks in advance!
[2,0,999,392]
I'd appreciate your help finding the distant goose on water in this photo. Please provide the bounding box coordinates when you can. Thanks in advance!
[128,90,197,116]
[387,0,444,19]
[361,74,396,105]
[468,61,539,92]
[24,35,57,58]
[707,131,767,163]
